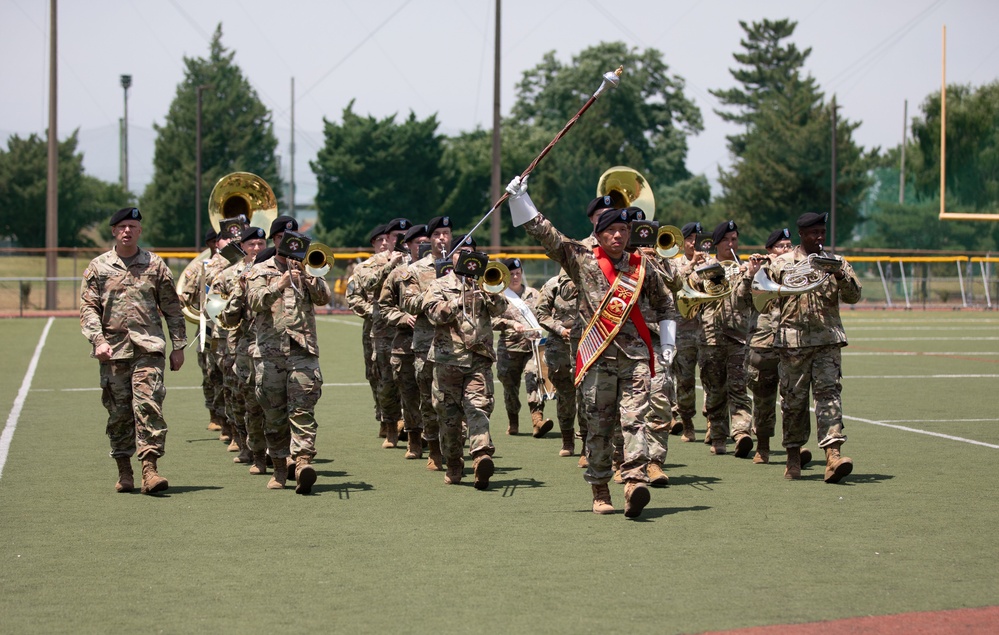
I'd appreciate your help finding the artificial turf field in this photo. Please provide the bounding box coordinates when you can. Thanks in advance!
[0,311,997,634]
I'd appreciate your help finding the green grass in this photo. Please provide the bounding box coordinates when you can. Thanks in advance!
[0,312,997,634]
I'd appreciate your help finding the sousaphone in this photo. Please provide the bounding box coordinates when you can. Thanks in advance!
[596,166,656,219]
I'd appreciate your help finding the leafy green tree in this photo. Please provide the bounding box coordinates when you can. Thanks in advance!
[713,19,873,245]
[141,24,282,247]
[311,101,444,247]
[506,41,705,240]
[0,131,131,248]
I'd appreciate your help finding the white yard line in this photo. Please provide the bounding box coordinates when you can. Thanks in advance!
[841,413,999,449]
[851,336,999,341]
[843,351,997,356]
[844,374,999,379]
[0,317,54,480]
[36,381,374,393]
[879,418,998,423]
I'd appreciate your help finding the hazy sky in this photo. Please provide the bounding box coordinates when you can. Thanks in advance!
[3,0,997,206]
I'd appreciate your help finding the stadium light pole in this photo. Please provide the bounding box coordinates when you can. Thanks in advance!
[45,0,58,310]
[195,84,210,251]
[120,74,131,193]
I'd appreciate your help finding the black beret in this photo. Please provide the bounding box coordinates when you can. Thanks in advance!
[110,207,141,226]
[595,208,631,234]
[586,195,616,218]
[218,217,247,241]
[797,212,828,229]
[501,257,522,271]
[450,233,476,252]
[426,216,453,234]
[402,224,429,243]
[205,227,218,243]
[680,222,702,238]
[269,215,298,239]
[625,207,646,222]
[240,226,266,243]
[711,220,738,246]
[385,218,412,233]
[765,227,792,249]
[367,223,388,244]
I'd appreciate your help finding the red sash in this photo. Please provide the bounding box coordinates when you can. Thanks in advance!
[574,248,655,386]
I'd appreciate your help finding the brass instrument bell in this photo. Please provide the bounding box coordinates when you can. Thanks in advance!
[596,166,655,219]
[208,172,279,234]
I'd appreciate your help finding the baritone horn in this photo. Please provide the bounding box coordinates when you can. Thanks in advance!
[479,260,511,294]
[597,166,655,219]
[656,225,683,258]
[304,243,335,277]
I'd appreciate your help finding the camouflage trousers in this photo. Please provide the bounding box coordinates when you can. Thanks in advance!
[234,352,265,453]
[374,336,402,426]
[747,346,780,439]
[699,340,752,441]
[671,330,700,423]
[414,354,439,441]
[647,344,677,464]
[390,352,423,432]
[196,346,214,411]
[203,338,226,423]
[362,318,379,422]
[569,338,587,443]
[778,344,847,449]
[578,354,652,485]
[544,338,576,434]
[432,359,495,462]
[497,348,543,427]
[99,353,167,460]
[254,350,322,460]
[221,351,245,437]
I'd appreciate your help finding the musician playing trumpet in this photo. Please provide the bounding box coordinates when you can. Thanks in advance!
[762,212,861,482]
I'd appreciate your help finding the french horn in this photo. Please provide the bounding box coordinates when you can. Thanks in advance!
[676,262,736,319]
[751,252,844,312]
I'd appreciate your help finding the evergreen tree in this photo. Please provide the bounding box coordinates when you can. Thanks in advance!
[141,24,281,247]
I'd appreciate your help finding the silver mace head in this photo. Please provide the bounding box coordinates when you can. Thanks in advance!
[593,66,624,99]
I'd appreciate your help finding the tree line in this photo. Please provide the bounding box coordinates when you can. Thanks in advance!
[1,20,996,252]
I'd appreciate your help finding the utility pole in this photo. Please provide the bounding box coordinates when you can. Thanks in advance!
[899,99,907,204]
[490,0,502,249]
[120,74,132,192]
[45,0,58,310]
[830,94,838,254]
[195,84,209,251]
[290,77,296,219]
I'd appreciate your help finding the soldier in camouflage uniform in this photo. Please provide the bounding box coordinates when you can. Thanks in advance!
[378,223,430,459]
[400,215,453,471]
[672,222,705,442]
[688,220,755,458]
[423,234,508,490]
[246,231,332,494]
[535,271,579,457]
[765,212,861,482]
[509,178,673,519]
[492,257,552,438]
[353,218,412,448]
[80,207,186,495]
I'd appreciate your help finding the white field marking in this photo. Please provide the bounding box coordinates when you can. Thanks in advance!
[843,318,999,324]
[850,336,999,342]
[316,316,361,327]
[847,326,999,331]
[841,413,999,449]
[36,381,376,393]
[879,418,998,423]
[843,351,998,356]
[0,317,54,480]
[845,374,999,379]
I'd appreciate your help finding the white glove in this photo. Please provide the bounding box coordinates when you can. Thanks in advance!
[505,175,539,227]
[660,345,676,366]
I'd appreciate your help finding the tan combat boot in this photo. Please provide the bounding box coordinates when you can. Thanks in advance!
[140,457,168,494]
[426,439,444,471]
[506,417,519,436]
[295,456,317,495]
[647,462,669,488]
[207,417,223,432]
[378,421,388,438]
[233,431,252,464]
[669,419,684,435]
[733,433,754,458]
[444,457,464,485]
[612,455,625,484]
[397,419,407,442]
[405,431,423,460]
[558,429,575,457]
[800,448,813,469]
[710,438,727,455]
[248,452,268,475]
[577,454,588,469]
[531,411,554,438]
[267,457,288,489]
[114,456,134,493]
[591,484,615,515]
[286,456,297,482]
[784,446,801,480]
[681,419,696,443]
[472,454,494,490]
[382,420,399,448]
[220,422,232,445]
[823,444,853,484]
[623,482,651,518]
[753,436,770,464]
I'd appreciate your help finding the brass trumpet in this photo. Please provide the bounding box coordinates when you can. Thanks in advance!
[304,242,335,277]
[479,260,511,294]
[656,225,683,258]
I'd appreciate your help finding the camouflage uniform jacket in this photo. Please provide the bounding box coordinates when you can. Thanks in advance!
[423,271,508,366]
[492,285,541,353]
[80,247,187,358]
[178,254,214,339]
[218,262,258,357]
[345,272,372,321]
[535,273,578,343]
[642,254,683,335]
[525,214,671,361]
[399,254,437,355]
[688,255,753,346]
[211,260,251,354]
[378,261,416,355]
[675,253,703,337]
[748,299,780,348]
[766,247,862,348]
[354,250,409,339]
[246,257,331,357]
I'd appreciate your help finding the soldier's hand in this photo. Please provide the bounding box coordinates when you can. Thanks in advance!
[403,314,417,328]
[169,349,185,371]
[505,175,529,197]
[690,252,707,266]
[660,345,675,366]
[94,342,113,362]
